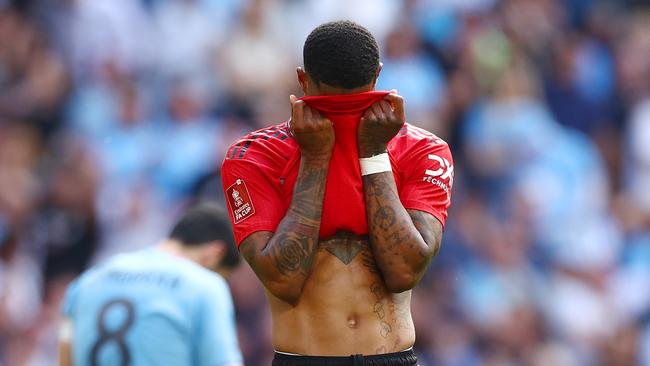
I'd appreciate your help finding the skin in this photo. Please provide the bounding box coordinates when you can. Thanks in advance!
[59,331,72,366]
[239,67,444,356]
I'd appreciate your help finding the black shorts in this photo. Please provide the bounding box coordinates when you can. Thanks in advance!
[271,349,418,366]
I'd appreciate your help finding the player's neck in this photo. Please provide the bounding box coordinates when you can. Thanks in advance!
[158,240,223,274]
[158,239,202,264]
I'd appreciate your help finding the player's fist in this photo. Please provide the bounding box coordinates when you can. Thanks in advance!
[357,93,405,158]
[290,94,335,160]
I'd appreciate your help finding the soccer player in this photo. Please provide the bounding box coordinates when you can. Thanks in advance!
[221,21,453,366]
[58,205,243,366]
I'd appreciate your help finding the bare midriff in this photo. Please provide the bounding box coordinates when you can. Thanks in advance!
[268,231,415,356]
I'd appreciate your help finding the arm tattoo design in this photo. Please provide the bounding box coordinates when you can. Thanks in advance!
[362,172,444,291]
[266,160,326,276]
[272,233,316,275]
[374,206,396,230]
[239,157,329,300]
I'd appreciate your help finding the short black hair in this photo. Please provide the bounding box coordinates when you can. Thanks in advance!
[169,204,240,269]
[303,20,380,89]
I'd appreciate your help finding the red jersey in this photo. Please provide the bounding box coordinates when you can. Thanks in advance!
[221,91,454,246]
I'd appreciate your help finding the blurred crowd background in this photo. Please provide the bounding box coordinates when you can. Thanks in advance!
[1,0,650,365]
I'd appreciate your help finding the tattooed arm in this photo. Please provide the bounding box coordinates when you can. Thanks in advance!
[362,173,443,292]
[239,96,333,304]
[358,94,443,293]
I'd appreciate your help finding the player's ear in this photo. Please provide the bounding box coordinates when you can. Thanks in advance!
[297,67,309,94]
[372,63,382,88]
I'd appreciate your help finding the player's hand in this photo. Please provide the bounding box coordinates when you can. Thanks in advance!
[357,92,405,158]
[290,94,335,160]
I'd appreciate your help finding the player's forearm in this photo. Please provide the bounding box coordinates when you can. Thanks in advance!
[264,156,328,275]
[58,319,73,366]
[243,156,329,303]
[58,342,71,366]
[362,172,434,292]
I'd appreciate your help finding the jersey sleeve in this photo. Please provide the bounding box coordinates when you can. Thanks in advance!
[195,277,243,366]
[221,158,285,246]
[397,139,454,228]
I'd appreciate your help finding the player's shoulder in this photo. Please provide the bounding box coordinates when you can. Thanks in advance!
[173,257,228,293]
[72,252,126,287]
[110,249,226,296]
[61,254,124,316]
[183,267,231,309]
[224,121,296,163]
[389,122,450,155]
[69,251,134,290]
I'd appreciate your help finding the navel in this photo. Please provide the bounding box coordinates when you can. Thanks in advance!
[347,313,359,329]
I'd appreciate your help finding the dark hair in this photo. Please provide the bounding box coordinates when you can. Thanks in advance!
[303,20,380,89]
[169,204,240,269]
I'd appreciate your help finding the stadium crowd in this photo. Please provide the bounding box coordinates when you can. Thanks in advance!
[1,0,650,365]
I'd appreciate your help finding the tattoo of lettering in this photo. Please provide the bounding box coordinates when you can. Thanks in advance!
[370,282,392,338]
[318,233,366,265]
[380,321,392,338]
[374,301,385,318]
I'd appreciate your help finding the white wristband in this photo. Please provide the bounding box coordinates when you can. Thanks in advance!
[59,319,73,342]
[359,153,392,176]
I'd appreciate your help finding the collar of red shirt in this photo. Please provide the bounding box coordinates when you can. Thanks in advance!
[299,90,391,142]
[300,90,390,118]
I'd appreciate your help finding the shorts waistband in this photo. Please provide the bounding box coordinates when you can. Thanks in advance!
[273,347,413,357]
[272,348,417,366]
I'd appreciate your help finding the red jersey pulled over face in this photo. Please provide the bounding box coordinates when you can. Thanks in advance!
[221,91,454,246]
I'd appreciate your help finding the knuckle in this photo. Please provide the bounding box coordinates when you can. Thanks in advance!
[293,123,307,132]
[304,123,317,132]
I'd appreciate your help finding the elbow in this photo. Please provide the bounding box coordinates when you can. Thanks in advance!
[265,279,303,305]
[384,272,418,293]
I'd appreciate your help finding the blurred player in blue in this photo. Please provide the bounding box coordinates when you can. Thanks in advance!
[58,204,243,366]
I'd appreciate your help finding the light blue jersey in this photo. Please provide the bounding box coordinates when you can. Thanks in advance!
[62,248,242,366]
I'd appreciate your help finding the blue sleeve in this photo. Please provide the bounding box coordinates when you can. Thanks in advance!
[61,278,81,318]
[195,277,243,366]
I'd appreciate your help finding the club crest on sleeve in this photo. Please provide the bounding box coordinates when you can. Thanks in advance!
[226,179,255,224]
